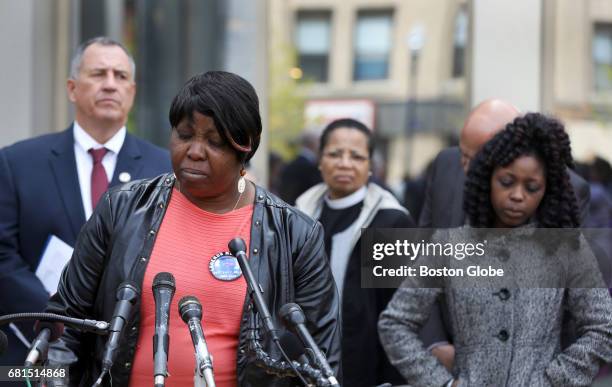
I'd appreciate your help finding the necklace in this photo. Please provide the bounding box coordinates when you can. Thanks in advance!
[230,182,246,212]
[176,177,247,213]
[209,181,250,281]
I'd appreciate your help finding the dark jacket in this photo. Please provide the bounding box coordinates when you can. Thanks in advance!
[278,152,322,205]
[0,125,170,367]
[45,173,341,386]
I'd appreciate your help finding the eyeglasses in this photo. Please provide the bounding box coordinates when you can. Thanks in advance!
[322,149,369,164]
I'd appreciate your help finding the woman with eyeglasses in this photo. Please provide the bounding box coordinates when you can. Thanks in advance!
[296,118,415,387]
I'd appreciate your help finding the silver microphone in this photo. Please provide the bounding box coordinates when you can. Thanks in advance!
[178,296,216,387]
[152,272,176,387]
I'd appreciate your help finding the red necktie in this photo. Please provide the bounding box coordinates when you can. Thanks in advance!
[89,147,109,209]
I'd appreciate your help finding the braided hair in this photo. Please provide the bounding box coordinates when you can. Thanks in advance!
[463,112,580,228]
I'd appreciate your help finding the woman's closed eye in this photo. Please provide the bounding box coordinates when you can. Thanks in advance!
[208,138,227,148]
[526,183,542,193]
[499,177,514,187]
[176,130,192,140]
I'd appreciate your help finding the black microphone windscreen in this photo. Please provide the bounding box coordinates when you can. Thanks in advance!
[153,272,176,292]
[116,281,140,302]
[279,303,306,326]
[0,330,7,356]
[178,296,202,322]
[228,238,247,256]
[34,321,64,342]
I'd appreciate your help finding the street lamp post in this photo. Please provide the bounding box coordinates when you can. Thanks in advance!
[404,25,425,178]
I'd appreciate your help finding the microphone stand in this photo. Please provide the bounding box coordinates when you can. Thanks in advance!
[193,358,214,387]
[228,238,338,386]
[194,364,210,387]
[244,304,334,386]
[192,326,214,387]
[0,313,109,335]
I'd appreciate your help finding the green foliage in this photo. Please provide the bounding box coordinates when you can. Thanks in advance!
[592,65,612,124]
[268,44,310,160]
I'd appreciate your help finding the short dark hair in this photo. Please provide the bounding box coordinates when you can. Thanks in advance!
[318,118,374,157]
[169,71,262,162]
[70,36,135,79]
[464,112,579,228]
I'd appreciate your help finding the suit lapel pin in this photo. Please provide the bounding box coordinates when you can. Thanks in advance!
[118,172,131,183]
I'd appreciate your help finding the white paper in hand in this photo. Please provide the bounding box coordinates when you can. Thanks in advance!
[36,235,74,294]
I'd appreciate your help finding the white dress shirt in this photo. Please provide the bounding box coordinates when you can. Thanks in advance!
[73,121,126,219]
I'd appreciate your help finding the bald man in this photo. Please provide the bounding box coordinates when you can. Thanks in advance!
[458,99,520,173]
[414,99,591,371]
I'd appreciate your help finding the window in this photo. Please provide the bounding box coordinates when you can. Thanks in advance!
[593,23,612,92]
[353,10,393,81]
[295,11,331,82]
[452,6,468,78]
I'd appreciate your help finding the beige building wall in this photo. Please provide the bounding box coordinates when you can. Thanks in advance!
[470,0,543,111]
[552,0,590,107]
[269,0,467,101]
[0,0,72,147]
[549,0,612,162]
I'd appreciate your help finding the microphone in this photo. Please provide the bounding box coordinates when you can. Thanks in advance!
[279,303,338,386]
[152,272,176,387]
[178,296,215,387]
[229,239,312,386]
[0,330,8,356]
[24,321,64,367]
[228,238,279,341]
[97,281,139,384]
[0,312,108,334]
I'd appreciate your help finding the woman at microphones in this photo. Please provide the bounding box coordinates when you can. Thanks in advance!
[45,71,341,386]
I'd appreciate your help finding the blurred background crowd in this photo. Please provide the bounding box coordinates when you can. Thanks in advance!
[2,0,612,213]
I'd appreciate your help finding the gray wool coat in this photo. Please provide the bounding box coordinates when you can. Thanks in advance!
[378,228,612,386]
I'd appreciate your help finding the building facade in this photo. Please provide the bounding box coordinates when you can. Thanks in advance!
[544,0,612,162]
[270,0,612,185]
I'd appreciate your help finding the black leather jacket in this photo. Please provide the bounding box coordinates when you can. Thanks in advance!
[46,173,341,386]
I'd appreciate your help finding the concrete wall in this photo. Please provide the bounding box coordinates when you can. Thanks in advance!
[548,0,612,162]
[469,0,542,111]
[225,0,269,185]
[0,0,72,147]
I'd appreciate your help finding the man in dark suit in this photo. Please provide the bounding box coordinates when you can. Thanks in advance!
[278,130,322,205]
[417,99,591,371]
[0,37,171,368]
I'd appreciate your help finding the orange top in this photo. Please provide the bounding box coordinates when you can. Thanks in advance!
[129,189,252,387]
